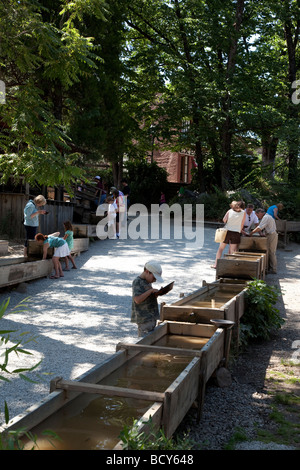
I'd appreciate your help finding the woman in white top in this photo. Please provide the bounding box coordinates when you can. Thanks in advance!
[212,201,246,268]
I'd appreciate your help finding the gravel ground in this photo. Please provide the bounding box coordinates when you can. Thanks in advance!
[0,223,299,450]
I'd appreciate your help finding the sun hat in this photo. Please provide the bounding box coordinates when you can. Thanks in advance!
[144,260,163,283]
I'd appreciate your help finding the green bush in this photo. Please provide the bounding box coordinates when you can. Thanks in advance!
[169,187,230,221]
[240,279,284,346]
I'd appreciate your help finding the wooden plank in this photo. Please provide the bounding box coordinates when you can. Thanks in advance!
[0,257,27,267]
[160,305,225,323]
[239,236,268,252]
[202,328,225,381]
[166,321,216,338]
[0,259,53,288]
[216,258,260,280]
[286,220,300,232]
[170,286,210,306]
[163,357,201,438]
[39,202,74,236]
[51,378,165,402]
[72,238,89,253]
[224,253,264,279]
[28,240,54,257]
[234,251,266,271]
[116,342,203,357]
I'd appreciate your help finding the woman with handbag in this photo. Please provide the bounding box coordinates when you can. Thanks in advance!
[211,201,246,268]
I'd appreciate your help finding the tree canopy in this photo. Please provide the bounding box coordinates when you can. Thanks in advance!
[0,0,299,191]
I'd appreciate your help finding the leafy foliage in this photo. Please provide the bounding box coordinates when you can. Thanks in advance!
[125,159,168,206]
[0,0,107,189]
[119,417,195,450]
[0,297,44,388]
[240,279,284,345]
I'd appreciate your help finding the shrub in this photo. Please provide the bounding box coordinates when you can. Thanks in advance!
[240,279,284,346]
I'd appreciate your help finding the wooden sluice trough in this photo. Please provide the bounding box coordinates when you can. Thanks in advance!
[218,253,266,280]
[238,236,268,266]
[27,238,89,258]
[215,236,268,281]
[1,320,233,450]
[0,237,89,289]
[0,256,53,288]
[160,280,247,351]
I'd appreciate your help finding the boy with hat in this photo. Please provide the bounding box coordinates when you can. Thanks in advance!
[131,260,163,337]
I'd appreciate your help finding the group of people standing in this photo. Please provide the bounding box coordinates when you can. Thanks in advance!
[212,201,283,274]
[23,195,77,279]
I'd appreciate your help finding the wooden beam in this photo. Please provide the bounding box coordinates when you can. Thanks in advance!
[116,342,203,357]
[50,377,165,402]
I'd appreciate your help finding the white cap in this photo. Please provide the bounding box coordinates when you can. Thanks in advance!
[95,176,101,180]
[144,260,163,283]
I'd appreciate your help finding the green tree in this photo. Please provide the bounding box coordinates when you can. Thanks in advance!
[123,0,299,191]
[0,0,107,190]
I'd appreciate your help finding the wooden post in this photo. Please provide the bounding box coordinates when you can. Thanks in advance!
[197,351,207,422]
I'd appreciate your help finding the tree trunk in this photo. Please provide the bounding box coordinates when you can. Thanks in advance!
[261,134,279,178]
[220,0,245,190]
[112,156,123,188]
[194,139,205,193]
[284,15,299,183]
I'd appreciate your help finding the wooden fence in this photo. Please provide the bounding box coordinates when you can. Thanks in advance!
[0,193,26,240]
[0,194,74,242]
[39,200,74,236]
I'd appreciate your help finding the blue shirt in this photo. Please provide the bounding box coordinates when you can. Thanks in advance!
[64,230,74,249]
[44,236,66,248]
[24,200,39,227]
[266,205,277,219]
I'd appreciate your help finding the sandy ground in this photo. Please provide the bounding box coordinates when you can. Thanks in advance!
[0,223,299,446]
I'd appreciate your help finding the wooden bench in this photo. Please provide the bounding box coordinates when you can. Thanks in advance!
[276,220,300,247]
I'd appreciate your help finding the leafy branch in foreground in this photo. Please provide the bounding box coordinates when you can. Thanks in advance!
[0,297,41,383]
[0,296,60,449]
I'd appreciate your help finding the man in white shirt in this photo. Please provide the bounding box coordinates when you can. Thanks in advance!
[242,204,259,235]
[250,208,278,274]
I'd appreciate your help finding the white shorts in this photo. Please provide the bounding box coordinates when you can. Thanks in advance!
[53,243,70,258]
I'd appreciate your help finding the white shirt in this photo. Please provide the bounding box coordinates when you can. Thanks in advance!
[225,209,245,232]
[258,213,277,234]
[243,210,259,230]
